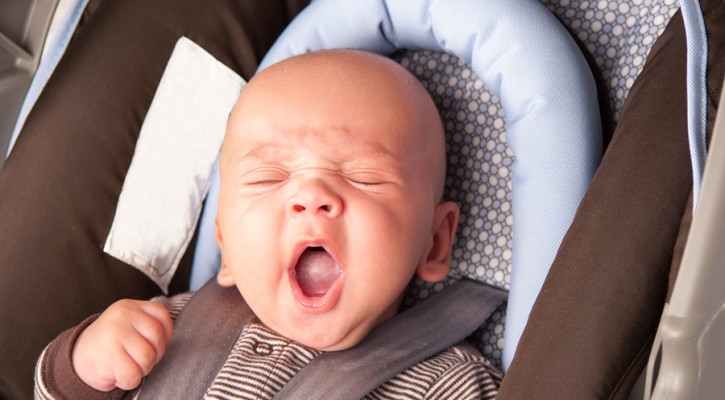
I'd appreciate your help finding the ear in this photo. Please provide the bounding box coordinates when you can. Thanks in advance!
[416,201,460,283]
[215,217,236,287]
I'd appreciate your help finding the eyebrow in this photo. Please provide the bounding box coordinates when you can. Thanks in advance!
[237,143,290,161]
[236,140,402,168]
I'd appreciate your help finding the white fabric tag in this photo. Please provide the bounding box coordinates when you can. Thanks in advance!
[104,37,245,293]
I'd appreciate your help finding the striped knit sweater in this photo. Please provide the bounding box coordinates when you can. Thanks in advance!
[35,293,502,399]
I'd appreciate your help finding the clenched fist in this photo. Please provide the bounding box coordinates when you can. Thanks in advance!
[72,299,174,391]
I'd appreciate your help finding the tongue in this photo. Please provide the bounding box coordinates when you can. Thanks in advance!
[295,248,341,297]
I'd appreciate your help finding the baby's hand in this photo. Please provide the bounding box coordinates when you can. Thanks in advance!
[72,299,174,391]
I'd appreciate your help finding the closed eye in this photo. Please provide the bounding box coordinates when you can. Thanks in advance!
[344,172,386,186]
[244,168,289,185]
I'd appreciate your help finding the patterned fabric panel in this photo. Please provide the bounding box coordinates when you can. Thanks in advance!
[395,50,514,291]
[395,49,511,369]
[541,0,678,121]
[400,0,677,370]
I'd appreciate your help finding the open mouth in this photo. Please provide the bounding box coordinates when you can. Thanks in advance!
[293,246,342,298]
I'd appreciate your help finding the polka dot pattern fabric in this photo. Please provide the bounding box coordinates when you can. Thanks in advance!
[398,0,677,369]
[395,50,515,291]
[541,0,678,121]
[396,49,512,368]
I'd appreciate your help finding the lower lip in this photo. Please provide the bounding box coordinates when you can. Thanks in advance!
[288,271,344,313]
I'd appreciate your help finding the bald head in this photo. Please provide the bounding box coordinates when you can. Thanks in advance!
[224,49,447,202]
[215,50,461,351]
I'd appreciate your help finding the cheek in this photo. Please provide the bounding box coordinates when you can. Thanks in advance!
[348,201,429,277]
[219,200,284,280]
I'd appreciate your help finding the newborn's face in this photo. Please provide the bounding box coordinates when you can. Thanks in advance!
[215,51,446,351]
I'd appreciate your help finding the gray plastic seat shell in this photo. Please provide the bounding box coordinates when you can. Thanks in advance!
[0,0,59,169]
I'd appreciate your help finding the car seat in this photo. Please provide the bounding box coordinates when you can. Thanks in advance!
[0,0,722,399]
[0,0,59,169]
[0,1,310,397]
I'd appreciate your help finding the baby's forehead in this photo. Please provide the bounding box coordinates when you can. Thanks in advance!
[224,51,446,188]
[235,134,400,163]
[242,51,423,105]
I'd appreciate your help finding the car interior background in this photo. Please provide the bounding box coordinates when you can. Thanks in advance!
[0,0,722,399]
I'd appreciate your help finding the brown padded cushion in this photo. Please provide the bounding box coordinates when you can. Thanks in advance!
[0,0,308,398]
[497,0,724,398]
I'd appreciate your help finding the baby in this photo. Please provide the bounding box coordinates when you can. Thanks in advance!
[35,49,502,399]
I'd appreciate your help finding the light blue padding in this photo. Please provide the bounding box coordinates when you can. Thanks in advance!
[189,159,222,290]
[6,0,90,157]
[679,0,709,212]
[197,0,602,370]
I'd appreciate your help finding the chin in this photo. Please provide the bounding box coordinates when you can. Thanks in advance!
[302,306,402,351]
[291,326,367,352]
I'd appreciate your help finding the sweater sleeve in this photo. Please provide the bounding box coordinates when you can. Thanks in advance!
[33,314,128,400]
[34,292,193,400]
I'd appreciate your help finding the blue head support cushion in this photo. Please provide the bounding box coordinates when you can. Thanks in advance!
[197,0,602,370]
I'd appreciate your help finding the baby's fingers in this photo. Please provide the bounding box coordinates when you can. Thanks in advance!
[115,304,172,390]
[111,349,147,391]
[140,301,174,343]
[133,303,173,365]
[72,299,174,391]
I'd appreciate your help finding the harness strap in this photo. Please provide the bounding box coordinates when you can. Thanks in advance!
[138,279,253,400]
[273,279,507,400]
[140,278,506,399]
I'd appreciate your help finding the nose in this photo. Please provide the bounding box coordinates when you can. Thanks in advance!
[287,179,343,219]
